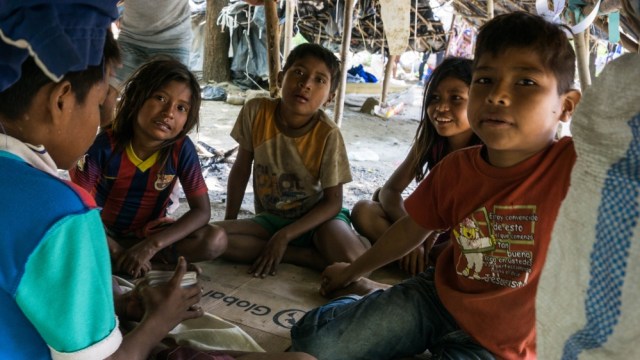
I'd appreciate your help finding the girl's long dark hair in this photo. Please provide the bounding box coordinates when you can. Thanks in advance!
[411,56,480,181]
[110,57,201,173]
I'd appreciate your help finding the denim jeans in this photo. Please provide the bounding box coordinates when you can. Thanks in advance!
[290,271,495,360]
[114,40,191,84]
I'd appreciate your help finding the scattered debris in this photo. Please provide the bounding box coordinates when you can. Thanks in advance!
[373,101,405,119]
[196,141,238,175]
[359,97,380,114]
[226,95,245,105]
[201,85,227,101]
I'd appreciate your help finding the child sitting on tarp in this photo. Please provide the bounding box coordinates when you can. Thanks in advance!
[216,43,368,279]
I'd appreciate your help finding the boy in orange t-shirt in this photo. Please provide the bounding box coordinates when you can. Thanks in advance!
[290,12,582,359]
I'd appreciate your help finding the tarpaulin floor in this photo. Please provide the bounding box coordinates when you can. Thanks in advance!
[197,259,407,353]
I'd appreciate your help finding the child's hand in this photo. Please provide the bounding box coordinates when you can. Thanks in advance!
[117,288,145,322]
[249,231,289,278]
[138,257,204,331]
[117,241,156,278]
[320,262,355,296]
[399,243,427,276]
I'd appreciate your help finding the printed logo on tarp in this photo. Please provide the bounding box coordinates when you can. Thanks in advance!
[203,290,308,329]
[273,309,307,328]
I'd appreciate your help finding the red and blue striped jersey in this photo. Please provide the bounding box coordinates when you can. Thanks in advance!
[70,130,207,237]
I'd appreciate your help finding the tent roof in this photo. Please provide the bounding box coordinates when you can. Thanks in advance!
[292,0,640,53]
[452,0,639,51]
[295,0,447,53]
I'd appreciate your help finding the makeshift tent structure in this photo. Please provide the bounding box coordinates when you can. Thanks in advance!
[293,0,447,54]
[240,0,640,124]
[204,0,639,123]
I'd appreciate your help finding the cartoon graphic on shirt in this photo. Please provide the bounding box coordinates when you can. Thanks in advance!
[453,206,539,288]
[254,164,308,214]
[453,217,495,279]
[275,173,307,210]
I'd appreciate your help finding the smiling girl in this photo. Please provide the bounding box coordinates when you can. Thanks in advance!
[350,57,482,275]
[70,58,226,278]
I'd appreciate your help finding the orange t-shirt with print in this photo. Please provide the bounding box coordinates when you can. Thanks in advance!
[405,137,576,359]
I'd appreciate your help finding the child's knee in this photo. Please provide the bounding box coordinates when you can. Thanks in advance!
[350,200,381,229]
[204,224,227,259]
[350,200,367,224]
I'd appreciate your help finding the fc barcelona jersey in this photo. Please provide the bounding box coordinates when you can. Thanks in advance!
[70,130,207,236]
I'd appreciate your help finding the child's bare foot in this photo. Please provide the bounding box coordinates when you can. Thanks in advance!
[323,277,391,299]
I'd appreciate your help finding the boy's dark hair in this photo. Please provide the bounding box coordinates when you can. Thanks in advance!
[412,57,482,181]
[111,57,201,173]
[473,11,576,94]
[0,30,121,121]
[281,43,342,95]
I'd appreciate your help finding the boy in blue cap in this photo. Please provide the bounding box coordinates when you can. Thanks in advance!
[0,3,317,359]
[0,2,208,359]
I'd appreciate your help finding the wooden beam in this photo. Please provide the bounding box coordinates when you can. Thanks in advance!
[203,0,230,83]
[444,14,456,57]
[362,19,383,38]
[333,0,356,127]
[599,0,622,14]
[574,31,592,90]
[264,0,281,98]
[282,0,295,60]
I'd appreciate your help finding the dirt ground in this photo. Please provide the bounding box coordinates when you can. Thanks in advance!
[179,81,424,220]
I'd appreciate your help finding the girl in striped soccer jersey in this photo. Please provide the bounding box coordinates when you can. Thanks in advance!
[71,58,226,278]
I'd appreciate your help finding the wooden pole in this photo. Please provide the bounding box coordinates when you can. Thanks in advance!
[574,31,591,90]
[203,0,230,83]
[487,0,494,19]
[264,0,281,97]
[444,14,456,57]
[414,0,418,49]
[333,0,356,127]
[283,0,295,60]
[380,54,396,105]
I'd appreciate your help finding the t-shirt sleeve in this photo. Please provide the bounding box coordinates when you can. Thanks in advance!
[230,100,257,152]
[15,210,121,359]
[404,162,448,231]
[178,137,208,199]
[319,128,352,188]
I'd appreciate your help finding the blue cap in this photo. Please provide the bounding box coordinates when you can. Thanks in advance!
[0,0,119,92]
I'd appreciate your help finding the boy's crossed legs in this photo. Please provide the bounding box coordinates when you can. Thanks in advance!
[218,213,369,277]
[291,271,495,360]
[110,222,227,276]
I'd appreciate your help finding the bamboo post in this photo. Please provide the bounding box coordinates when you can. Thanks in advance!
[333,0,356,127]
[444,14,456,57]
[574,31,591,90]
[487,0,494,19]
[264,0,281,97]
[282,0,295,60]
[380,54,397,105]
[414,0,418,49]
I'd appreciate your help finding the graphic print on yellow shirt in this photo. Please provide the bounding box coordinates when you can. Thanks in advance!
[254,163,309,212]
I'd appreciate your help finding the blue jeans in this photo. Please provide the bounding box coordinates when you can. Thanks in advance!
[114,40,191,84]
[290,271,495,360]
